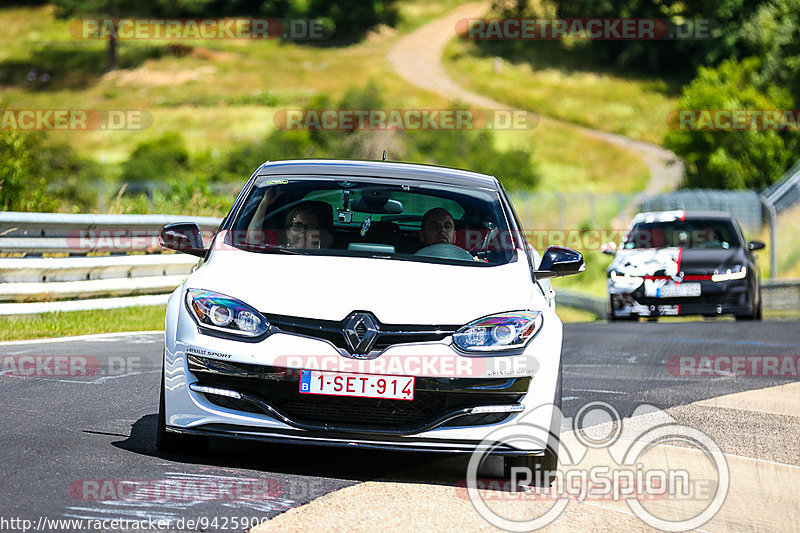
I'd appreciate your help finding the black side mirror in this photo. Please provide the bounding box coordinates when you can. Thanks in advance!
[535,246,585,279]
[160,223,207,258]
[748,241,765,251]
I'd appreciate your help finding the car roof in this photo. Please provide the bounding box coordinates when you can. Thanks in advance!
[254,159,501,190]
[630,210,735,225]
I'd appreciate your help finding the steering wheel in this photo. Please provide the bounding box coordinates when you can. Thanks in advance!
[414,243,475,261]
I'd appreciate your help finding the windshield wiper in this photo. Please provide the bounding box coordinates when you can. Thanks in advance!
[235,242,305,255]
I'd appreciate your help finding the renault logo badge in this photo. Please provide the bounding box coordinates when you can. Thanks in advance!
[343,312,380,355]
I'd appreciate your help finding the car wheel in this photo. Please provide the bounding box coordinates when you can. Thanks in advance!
[156,364,208,454]
[608,297,637,321]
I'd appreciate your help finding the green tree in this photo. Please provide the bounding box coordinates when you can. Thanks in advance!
[665,58,796,189]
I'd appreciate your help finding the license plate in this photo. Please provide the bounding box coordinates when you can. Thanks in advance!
[657,282,701,298]
[299,370,414,401]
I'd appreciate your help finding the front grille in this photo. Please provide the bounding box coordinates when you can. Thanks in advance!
[265,313,459,354]
[189,356,527,432]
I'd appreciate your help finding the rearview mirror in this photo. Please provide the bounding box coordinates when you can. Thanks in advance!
[535,246,585,279]
[748,241,765,251]
[160,223,207,258]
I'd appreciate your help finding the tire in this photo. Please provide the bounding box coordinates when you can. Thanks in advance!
[156,364,208,454]
[736,286,763,321]
[608,297,637,321]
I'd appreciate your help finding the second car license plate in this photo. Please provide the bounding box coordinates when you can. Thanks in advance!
[658,282,701,297]
[299,370,414,400]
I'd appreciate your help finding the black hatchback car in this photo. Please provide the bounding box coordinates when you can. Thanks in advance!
[605,211,764,320]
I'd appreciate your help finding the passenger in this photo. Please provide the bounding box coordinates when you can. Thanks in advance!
[418,207,455,247]
[284,203,331,249]
[697,226,723,248]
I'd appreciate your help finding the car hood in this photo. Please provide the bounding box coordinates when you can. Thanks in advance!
[678,248,745,274]
[610,247,745,276]
[186,244,539,324]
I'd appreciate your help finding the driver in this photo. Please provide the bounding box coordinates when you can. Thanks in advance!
[418,207,455,247]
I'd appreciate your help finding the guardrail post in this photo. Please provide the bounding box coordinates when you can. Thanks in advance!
[761,196,777,278]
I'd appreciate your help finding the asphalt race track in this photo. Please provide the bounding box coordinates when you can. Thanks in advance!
[1,319,798,530]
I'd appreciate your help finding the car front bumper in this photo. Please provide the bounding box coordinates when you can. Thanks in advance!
[163,289,563,455]
[608,278,752,317]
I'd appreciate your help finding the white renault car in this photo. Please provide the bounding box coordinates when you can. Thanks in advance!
[158,159,583,475]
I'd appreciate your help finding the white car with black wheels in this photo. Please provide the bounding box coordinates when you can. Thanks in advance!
[157,159,583,477]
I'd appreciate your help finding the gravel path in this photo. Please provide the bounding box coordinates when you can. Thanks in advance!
[387,2,685,196]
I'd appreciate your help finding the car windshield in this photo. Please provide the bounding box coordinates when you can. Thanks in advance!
[227,176,517,265]
[623,219,740,250]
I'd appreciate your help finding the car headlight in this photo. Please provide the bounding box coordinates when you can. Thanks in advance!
[608,269,644,289]
[453,311,543,353]
[711,265,747,282]
[185,289,269,338]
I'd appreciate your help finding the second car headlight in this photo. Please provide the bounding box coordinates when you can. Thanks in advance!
[712,265,747,282]
[185,289,269,338]
[453,311,543,353]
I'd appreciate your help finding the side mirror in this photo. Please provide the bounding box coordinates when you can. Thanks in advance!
[600,241,617,255]
[535,246,585,279]
[160,223,207,258]
[748,241,765,251]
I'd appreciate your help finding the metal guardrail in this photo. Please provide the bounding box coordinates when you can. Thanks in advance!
[762,279,800,312]
[0,212,221,313]
[555,289,607,319]
[1,211,798,317]
[763,159,800,214]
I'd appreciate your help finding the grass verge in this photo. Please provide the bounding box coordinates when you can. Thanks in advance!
[0,305,165,341]
[557,306,598,323]
[0,2,649,197]
[443,38,679,146]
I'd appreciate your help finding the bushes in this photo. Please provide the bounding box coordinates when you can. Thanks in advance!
[0,131,98,212]
[120,132,190,184]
